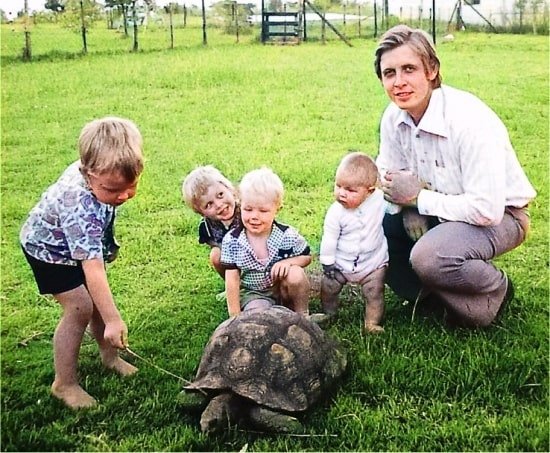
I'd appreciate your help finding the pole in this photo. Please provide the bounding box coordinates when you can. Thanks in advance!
[80,0,87,54]
[374,1,378,38]
[23,0,32,60]
[432,0,436,43]
[303,0,352,47]
[169,4,174,49]
[201,0,207,45]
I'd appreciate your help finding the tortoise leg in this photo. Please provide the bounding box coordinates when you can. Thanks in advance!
[200,393,240,433]
[176,390,208,414]
[248,406,303,433]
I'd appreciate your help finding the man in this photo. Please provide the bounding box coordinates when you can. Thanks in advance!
[374,25,536,327]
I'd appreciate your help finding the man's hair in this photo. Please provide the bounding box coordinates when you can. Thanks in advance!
[182,165,234,213]
[79,116,144,182]
[239,167,284,209]
[336,151,379,188]
[374,24,441,89]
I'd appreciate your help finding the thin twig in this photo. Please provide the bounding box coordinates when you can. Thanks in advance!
[237,429,338,437]
[410,290,424,323]
[18,331,44,347]
[124,347,199,389]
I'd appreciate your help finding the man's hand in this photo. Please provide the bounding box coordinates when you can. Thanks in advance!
[402,208,430,241]
[381,171,425,206]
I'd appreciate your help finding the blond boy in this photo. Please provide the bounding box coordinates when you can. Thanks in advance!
[20,117,143,408]
[220,167,311,317]
[182,166,241,279]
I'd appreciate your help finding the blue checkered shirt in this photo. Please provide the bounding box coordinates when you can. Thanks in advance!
[220,220,310,291]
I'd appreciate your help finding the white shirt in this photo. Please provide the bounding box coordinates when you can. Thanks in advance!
[320,189,388,274]
[376,85,536,226]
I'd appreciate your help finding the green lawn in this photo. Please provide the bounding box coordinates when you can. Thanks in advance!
[1,24,548,451]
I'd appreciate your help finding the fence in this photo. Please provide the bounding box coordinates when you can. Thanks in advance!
[2,1,548,62]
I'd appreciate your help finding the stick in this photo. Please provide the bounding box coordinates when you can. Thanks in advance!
[124,347,194,386]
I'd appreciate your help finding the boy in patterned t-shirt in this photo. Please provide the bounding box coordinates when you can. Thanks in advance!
[20,117,143,409]
[221,167,312,318]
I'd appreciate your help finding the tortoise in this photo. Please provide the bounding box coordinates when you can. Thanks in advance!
[179,305,347,433]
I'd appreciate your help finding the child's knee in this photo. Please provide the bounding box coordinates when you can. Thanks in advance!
[285,265,309,287]
[321,275,343,296]
[68,299,94,324]
[209,247,221,266]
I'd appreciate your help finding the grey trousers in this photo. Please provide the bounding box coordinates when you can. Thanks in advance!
[383,207,530,327]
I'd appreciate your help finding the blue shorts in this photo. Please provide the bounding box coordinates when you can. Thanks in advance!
[22,249,85,295]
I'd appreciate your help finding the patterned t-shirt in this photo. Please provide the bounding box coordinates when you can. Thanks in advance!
[220,220,310,291]
[20,161,116,266]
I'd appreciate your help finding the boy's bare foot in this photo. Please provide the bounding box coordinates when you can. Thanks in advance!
[51,382,97,409]
[103,356,138,376]
[364,323,385,334]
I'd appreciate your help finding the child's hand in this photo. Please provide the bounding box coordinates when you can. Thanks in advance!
[104,319,129,349]
[322,264,337,279]
[402,209,429,241]
[271,261,291,280]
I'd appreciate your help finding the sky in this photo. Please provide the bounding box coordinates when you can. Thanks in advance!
[2,0,46,14]
[1,0,221,14]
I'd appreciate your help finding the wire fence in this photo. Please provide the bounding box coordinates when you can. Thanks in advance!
[2,1,548,61]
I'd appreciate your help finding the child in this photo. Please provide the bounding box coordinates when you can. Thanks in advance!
[182,166,241,280]
[20,116,143,409]
[220,167,312,317]
[319,152,388,333]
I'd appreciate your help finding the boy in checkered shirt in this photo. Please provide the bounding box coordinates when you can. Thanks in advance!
[221,167,312,317]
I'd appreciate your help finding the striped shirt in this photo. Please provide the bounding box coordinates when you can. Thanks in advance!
[377,85,536,226]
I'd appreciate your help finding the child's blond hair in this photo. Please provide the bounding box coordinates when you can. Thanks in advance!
[239,167,284,209]
[182,165,235,214]
[336,151,379,188]
[79,116,144,182]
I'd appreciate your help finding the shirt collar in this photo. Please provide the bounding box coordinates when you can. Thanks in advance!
[394,86,449,138]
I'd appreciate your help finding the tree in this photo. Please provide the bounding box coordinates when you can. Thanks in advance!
[45,0,65,12]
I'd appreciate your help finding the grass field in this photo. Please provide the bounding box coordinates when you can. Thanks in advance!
[1,23,549,451]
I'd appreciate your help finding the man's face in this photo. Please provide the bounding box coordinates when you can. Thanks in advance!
[380,43,438,124]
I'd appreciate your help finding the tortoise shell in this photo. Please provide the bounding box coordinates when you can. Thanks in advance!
[185,305,347,412]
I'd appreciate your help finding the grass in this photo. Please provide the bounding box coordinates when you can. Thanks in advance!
[1,23,549,451]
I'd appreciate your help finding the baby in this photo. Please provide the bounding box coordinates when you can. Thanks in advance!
[182,165,241,280]
[220,167,312,317]
[319,151,388,333]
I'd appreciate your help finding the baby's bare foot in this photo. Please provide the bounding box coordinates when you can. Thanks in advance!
[364,323,385,334]
[51,382,97,409]
[103,356,138,376]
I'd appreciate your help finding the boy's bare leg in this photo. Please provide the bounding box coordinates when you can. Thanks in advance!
[209,247,226,280]
[280,266,311,315]
[361,267,387,334]
[320,273,344,315]
[89,307,137,376]
[52,286,97,409]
